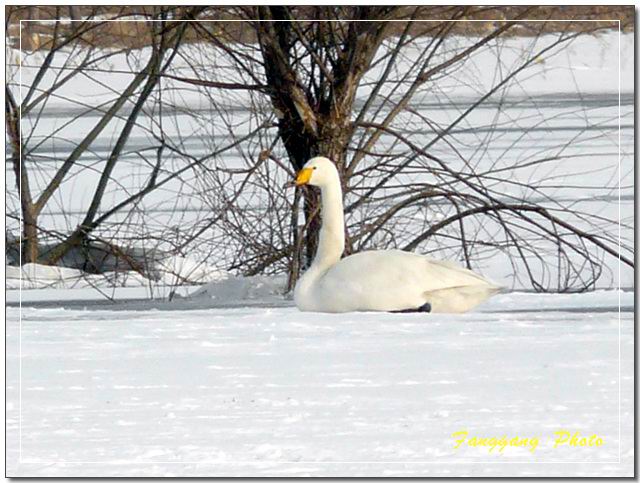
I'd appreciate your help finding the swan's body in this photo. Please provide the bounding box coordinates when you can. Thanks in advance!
[293,157,501,313]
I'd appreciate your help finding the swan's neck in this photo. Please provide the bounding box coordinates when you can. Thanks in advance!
[311,180,345,272]
[294,173,346,310]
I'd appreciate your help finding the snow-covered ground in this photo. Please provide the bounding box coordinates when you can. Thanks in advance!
[5,290,634,477]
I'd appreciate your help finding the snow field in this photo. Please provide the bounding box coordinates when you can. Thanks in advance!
[6,291,634,476]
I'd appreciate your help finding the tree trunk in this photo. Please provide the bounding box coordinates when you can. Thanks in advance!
[6,85,39,263]
[22,207,39,263]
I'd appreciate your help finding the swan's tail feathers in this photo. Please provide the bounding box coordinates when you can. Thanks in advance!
[423,284,501,313]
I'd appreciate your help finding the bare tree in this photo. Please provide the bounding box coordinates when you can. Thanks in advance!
[196,7,631,291]
[6,6,206,273]
[204,7,631,291]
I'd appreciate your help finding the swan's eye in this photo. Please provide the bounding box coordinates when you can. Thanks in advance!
[313,167,317,170]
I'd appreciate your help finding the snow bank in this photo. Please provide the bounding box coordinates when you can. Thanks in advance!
[190,274,288,305]
[5,263,147,290]
[6,255,228,291]
[152,255,228,285]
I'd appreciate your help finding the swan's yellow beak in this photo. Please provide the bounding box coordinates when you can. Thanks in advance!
[295,167,313,186]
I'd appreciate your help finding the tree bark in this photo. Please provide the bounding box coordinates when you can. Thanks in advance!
[6,86,39,262]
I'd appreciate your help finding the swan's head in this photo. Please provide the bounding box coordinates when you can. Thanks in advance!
[295,156,339,188]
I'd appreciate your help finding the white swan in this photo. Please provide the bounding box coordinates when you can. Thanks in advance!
[292,156,501,313]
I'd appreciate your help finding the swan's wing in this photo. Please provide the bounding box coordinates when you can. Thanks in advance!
[318,250,498,312]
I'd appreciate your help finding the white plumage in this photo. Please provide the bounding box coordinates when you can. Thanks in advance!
[293,157,501,313]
